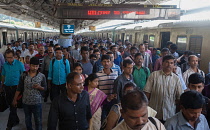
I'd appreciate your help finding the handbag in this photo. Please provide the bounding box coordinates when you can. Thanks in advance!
[0,92,8,112]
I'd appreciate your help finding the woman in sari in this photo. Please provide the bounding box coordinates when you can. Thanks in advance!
[84,73,109,130]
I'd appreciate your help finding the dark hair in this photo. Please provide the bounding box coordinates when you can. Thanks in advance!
[75,42,79,45]
[166,41,173,46]
[188,55,198,62]
[89,48,93,51]
[184,50,193,56]
[62,48,68,51]
[180,90,205,109]
[29,43,34,46]
[153,48,157,51]
[161,48,169,53]
[123,82,138,95]
[5,50,15,56]
[101,54,111,61]
[90,54,97,59]
[170,44,178,50]
[130,46,138,51]
[189,73,204,84]
[73,62,83,70]
[66,72,80,84]
[16,50,21,54]
[84,73,98,86]
[121,90,148,112]
[93,45,98,48]
[162,55,175,62]
[30,57,39,65]
[123,59,133,67]
[55,47,62,52]
[134,53,144,59]
[110,45,117,50]
[139,43,144,47]
[101,47,107,52]
[143,41,148,44]
[81,46,89,53]
[106,51,113,55]
[93,49,100,54]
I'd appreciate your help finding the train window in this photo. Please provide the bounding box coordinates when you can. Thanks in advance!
[176,36,187,53]
[143,35,148,42]
[189,35,203,55]
[149,35,155,47]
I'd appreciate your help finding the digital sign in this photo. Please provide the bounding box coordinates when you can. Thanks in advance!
[62,24,74,34]
[56,4,180,20]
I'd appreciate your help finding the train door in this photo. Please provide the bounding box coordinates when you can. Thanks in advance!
[121,33,125,43]
[143,34,148,42]
[135,33,138,43]
[2,32,7,46]
[160,32,170,48]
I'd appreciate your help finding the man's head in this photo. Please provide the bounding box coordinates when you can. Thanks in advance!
[55,47,63,60]
[62,48,69,55]
[89,54,97,62]
[161,48,169,57]
[5,50,15,63]
[134,53,144,67]
[29,57,39,72]
[123,59,133,75]
[123,82,138,95]
[101,55,111,69]
[121,90,148,130]
[119,47,124,53]
[81,46,89,60]
[166,41,173,49]
[106,51,114,62]
[139,44,145,53]
[180,90,205,122]
[170,44,178,54]
[93,49,101,60]
[28,43,35,51]
[22,43,26,49]
[130,47,138,57]
[110,45,118,54]
[162,55,175,72]
[48,46,54,54]
[188,73,204,93]
[143,41,149,50]
[66,72,84,94]
[188,55,198,68]
[101,48,107,55]
[38,46,45,54]
[54,44,60,49]
[75,42,79,49]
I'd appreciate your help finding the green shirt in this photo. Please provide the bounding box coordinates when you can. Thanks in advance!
[133,65,150,90]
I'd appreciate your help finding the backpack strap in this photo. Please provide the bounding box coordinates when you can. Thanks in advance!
[148,117,158,130]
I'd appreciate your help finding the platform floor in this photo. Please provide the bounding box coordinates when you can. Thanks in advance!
[0,100,51,130]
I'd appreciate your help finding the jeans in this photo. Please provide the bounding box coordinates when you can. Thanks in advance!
[4,85,19,128]
[23,103,42,130]
[50,83,66,101]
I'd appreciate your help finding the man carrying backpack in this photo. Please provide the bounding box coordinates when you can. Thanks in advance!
[48,48,70,101]
[12,57,47,130]
[133,53,150,90]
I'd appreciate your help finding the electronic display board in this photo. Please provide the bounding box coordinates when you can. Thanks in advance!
[62,24,74,34]
[56,4,180,20]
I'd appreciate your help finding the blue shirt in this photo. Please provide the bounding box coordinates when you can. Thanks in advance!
[164,111,209,130]
[2,59,25,86]
[114,53,122,67]
[48,58,70,85]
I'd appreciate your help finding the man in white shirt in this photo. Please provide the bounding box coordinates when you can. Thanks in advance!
[24,43,38,58]
[113,90,166,130]
[183,55,205,85]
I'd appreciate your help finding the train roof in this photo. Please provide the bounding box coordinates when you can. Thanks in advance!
[0,22,59,32]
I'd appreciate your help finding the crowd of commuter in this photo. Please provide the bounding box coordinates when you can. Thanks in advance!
[0,35,209,130]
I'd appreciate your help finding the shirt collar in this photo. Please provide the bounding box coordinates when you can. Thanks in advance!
[65,91,83,103]
[178,112,201,128]
[122,73,133,81]
[6,59,16,65]
[161,70,173,76]
[102,69,113,73]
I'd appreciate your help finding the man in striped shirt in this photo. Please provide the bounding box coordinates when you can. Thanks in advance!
[99,51,121,76]
[97,55,118,95]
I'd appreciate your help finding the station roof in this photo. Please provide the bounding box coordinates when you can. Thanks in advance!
[0,0,172,31]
